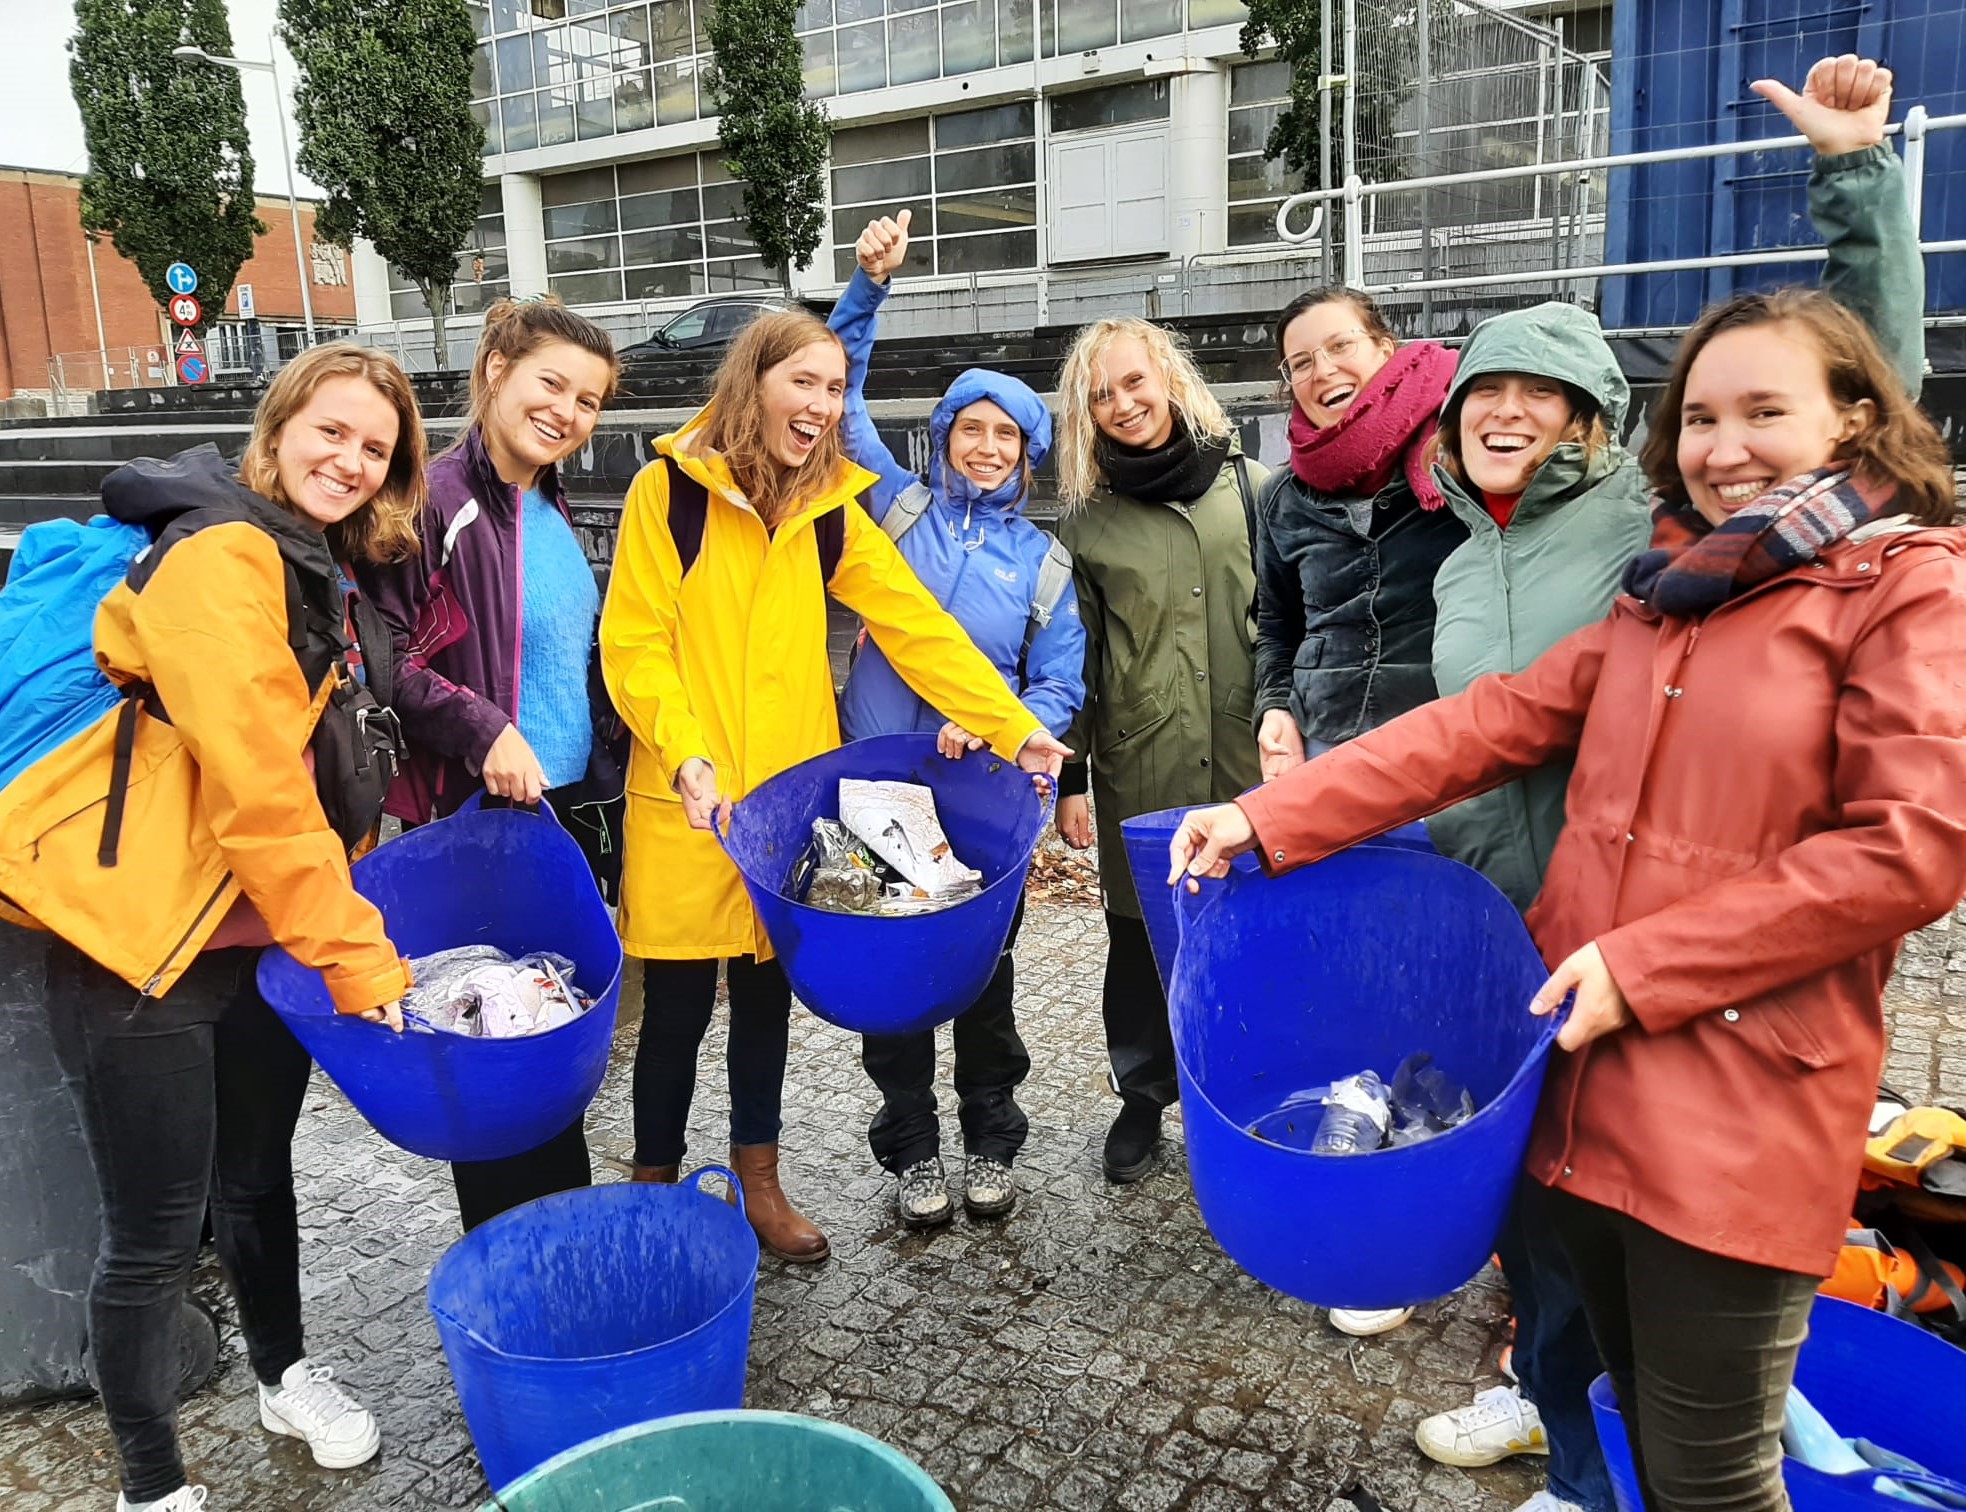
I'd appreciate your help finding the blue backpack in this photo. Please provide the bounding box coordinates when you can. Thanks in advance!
[0,517,149,792]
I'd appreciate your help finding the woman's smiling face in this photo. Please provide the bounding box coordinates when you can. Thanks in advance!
[759,339,848,472]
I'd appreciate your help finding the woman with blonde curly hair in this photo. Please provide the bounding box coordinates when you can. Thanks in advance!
[3,342,427,1511]
[1051,316,1266,1184]
[602,308,1068,1262]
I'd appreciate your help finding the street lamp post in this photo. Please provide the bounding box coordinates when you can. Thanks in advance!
[173,32,318,346]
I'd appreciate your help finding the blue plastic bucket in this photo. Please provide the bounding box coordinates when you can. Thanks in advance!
[722,733,1048,1036]
[429,1175,760,1491]
[1590,1295,1966,1512]
[1168,847,1556,1310]
[1120,803,1437,994]
[480,1409,956,1510]
[256,794,622,1163]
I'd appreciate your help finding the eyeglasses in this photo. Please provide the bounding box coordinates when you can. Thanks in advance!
[1279,329,1372,384]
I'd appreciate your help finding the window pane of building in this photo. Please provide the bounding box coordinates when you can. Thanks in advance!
[471,43,495,98]
[706,255,777,291]
[621,185,701,227]
[546,233,621,272]
[650,0,691,53]
[701,180,749,222]
[654,60,698,123]
[836,0,880,20]
[471,99,502,155]
[501,91,539,152]
[938,230,1035,273]
[619,155,695,194]
[801,31,837,98]
[575,81,615,137]
[837,21,886,91]
[1228,151,1293,202]
[832,157,932,209]
[887,9,939,85]
[611,4,652,65]
[1122,0,1181,42]
[542,198,618,239]
[833,200,935,245]
[1000,0,1034,62]
[622,226,705,266]
[537,88,576,145]
[614,70,655,130]
[936,143,1035,194]
[1188,0,1248,23]
[1230,58,1290,104]
[550,270,625,304]
[935,101,1032,150]
[533,27,571,86]
[626,262,704,298]
[454,278,512,315]
[832,117,930,167]
[1228,62,1303,246]
[796,0,833,27]
[942,0,994,74]
[468,0,494,37]
[496,33,534,91]
[1229,98,1282,156]
[1049,79,1168,132]
[936,187,1036,237]
[1054,0,1117,52]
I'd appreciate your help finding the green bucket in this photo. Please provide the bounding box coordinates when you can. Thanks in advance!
[478,1409,956,1511]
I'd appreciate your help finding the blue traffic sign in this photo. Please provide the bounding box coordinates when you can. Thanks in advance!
[176,352,209,385]
[166,262,199,296]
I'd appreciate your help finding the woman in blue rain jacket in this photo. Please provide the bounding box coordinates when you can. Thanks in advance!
[830,209,1086,1230]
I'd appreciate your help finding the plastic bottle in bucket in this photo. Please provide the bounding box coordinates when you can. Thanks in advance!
[722,734,1048,1036]
[1168,845,1557,1310]
[256,792,622,1162]
[481,1410,956,1511]
[429,1176,760,1490]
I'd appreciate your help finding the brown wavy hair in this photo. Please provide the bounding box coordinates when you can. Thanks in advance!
[696,309,851,526]
[238,343,425,564]
[1641,289,1955,526]
[465,295,621,438]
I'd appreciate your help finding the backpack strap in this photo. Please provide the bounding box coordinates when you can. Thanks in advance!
[1017,534,1075,688]
[880,480,933,545]
[663,456,712,576]
[1231,451,1260,622]
[816,507,846,586]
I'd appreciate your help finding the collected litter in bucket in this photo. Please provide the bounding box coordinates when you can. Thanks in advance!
[402,945,593,1039]
[1248,1053,1477,1155]
[788,779,981,916]
[1781,1384,1966,1508]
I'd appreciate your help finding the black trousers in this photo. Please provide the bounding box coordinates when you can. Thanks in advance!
[43,940,314,1504]
[1101,909,1178,1111]
[439,779,599,1231]
[862,901,1030,1172]
[633,955,792,1168]
[1546,1186,1820,1512]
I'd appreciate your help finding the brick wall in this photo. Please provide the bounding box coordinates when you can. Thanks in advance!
[0,168,360,399]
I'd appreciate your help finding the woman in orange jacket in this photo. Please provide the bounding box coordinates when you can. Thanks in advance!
[1170,292,1966,1512]
[1,345,423,1512]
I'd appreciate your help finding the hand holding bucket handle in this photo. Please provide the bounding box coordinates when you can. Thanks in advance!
[694,1163,746,1220]
[1529,941,1624,1052]
[676,757,731,834]
[456,788,569,829]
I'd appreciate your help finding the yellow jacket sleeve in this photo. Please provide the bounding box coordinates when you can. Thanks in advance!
[130,526,409,1016]
[829,503,1044,760]
[600,460,714,790]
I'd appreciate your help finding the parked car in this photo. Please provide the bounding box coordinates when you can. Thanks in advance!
[618,293,830,358]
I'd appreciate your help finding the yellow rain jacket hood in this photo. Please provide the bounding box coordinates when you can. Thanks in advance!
[601,409,1045,961]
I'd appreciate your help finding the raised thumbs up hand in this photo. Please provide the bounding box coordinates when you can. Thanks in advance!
[856,209,913,283]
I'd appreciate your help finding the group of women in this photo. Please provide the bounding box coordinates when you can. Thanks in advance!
[9,49,1958,1512]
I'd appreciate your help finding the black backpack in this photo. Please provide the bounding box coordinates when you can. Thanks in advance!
[662,456,846,584]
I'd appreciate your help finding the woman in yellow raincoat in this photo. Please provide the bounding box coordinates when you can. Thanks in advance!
[601,309,1068,1262]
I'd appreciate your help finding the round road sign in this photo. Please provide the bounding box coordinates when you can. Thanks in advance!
[166,262,199,296]
[176,352,210,385]
[169,294,203,327]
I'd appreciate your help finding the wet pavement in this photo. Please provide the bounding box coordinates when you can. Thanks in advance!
[4,853,1962,1512]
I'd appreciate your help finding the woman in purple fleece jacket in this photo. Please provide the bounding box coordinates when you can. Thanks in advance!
[360,296,620,1232]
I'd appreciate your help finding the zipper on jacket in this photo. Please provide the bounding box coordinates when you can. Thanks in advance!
[139,875,235,998]
[510,482,527,730]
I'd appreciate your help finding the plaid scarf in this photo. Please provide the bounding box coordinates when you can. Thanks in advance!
[1621,467,1892,617]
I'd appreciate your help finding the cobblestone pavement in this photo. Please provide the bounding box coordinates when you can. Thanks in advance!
[5,865,1963,1512]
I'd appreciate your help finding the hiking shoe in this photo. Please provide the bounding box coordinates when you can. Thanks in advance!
[1513,1493,1583,1512]
[117,1489,208,1512]
[259,1359,380,1469]
[1328,1306,1415,1337]
[896,1157,954,1229]
[962,1155,1017,1219]
[1102,1103,1162,1184]
[1415,1385,1549,1467]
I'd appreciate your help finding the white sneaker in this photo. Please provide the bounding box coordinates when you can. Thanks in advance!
[1514,1492,1584,1512]
[1327,1305,1416,1337]
[117,1488,208,1512]
[1415,1384,1550,1466]
[258,1359,381,1469]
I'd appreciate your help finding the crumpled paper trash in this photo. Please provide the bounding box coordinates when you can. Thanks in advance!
[839,779,981,899]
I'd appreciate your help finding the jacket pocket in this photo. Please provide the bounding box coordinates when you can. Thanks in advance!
[1752,990,1838,1071]
[1096,684,1173,755]
[1292,633,1327,673]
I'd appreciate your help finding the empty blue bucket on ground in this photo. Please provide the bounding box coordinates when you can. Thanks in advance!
[429,1175,759,1491]
[1591,1295,1966,1512]
[1168,846,1556,1310]
[722,733,1047,1036]
[257,794,621,1163]
[479,1409,956,1510]
[1119,804,1435,994]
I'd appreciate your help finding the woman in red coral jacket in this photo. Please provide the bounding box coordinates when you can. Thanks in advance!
[1168,288,1966,1512]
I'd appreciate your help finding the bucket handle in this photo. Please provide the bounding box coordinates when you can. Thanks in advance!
[455,789,566,830]
[694,1162,745,1220]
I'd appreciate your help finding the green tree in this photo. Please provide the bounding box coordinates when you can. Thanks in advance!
[704,0,830,291]
[70,0,263,327]
[280,0,482,367]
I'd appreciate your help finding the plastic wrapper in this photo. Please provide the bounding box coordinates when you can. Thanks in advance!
[839,778,981,898]
[792,804,982,917]
[1387,1051,1477,1146]
[403,946,592,1039]
[1247,1052,1478,1153]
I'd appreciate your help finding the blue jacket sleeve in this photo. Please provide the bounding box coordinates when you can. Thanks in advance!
[1017,556,1088,741]
[827,269,916,519]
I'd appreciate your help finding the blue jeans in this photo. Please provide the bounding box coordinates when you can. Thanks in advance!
[1501,1177,1616,1512]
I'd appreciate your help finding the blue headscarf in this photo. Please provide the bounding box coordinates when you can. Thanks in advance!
[927,368,1053,515]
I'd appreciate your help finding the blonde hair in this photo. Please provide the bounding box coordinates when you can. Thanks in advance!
[1053,318,1233,509]
[466,295,621,436]
[697,309,852,527]
[238,343,425,564]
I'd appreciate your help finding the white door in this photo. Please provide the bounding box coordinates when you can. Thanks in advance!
[1046,123,1170,263]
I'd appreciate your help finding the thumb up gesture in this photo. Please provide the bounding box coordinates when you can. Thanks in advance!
[856,209,913,283]
[1752,55,1892,158]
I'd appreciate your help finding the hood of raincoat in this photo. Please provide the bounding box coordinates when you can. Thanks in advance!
[1445,300,1630,432]
[928,367,1053,515]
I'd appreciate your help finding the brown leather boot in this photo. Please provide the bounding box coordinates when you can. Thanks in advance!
[729,1144,829,1263]
[630,1163,680,1184]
